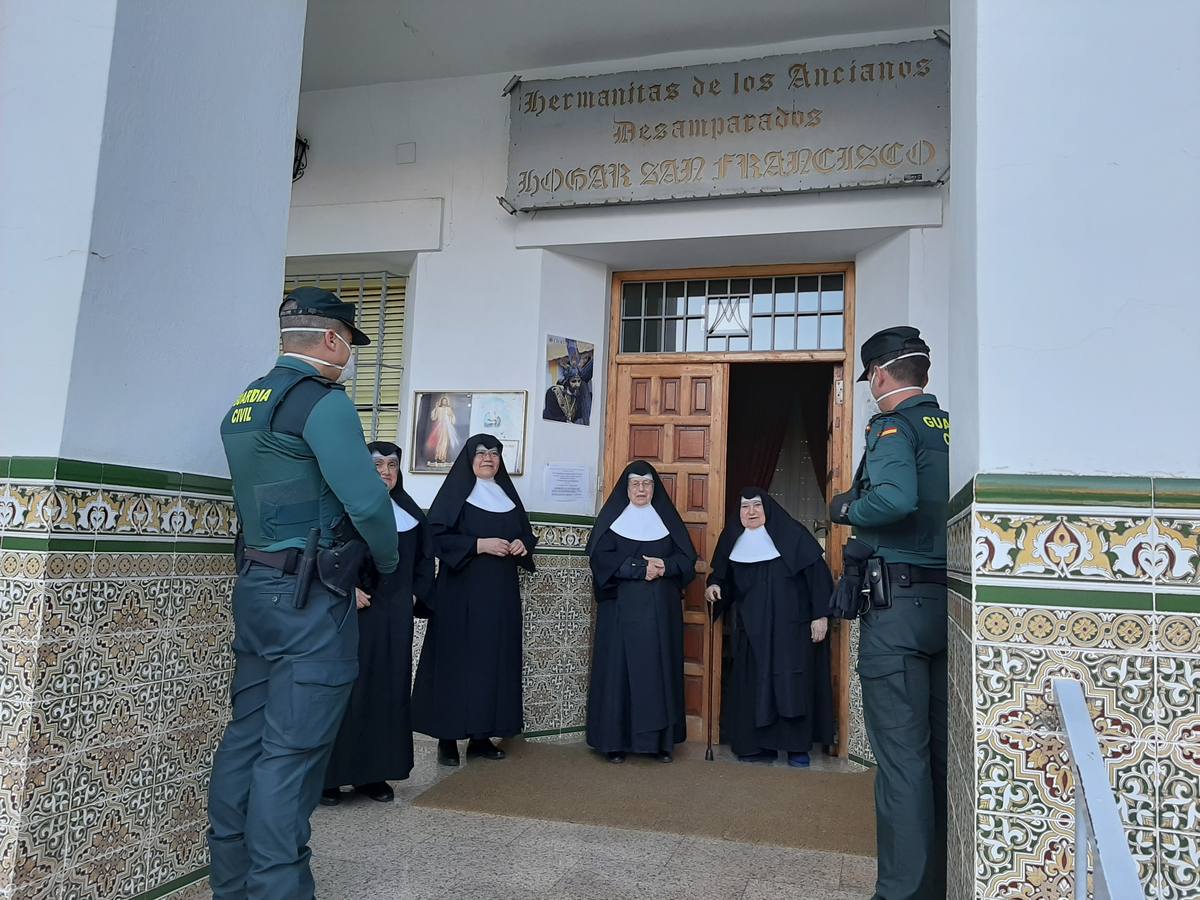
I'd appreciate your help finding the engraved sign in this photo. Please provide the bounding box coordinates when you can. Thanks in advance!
[506,39,948,210]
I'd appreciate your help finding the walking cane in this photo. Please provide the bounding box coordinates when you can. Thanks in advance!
[705,592,716,761]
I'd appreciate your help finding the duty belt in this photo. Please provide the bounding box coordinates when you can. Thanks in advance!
[886,563,947,587]
[242,547,302,575]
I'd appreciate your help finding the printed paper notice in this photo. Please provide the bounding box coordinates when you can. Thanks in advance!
[544,463,590,504]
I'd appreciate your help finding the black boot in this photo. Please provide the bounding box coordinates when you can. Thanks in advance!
[320,788,342,806]
[607,751,626,764]
[437,739,460,767]
[355,782,394,802]
[655,751,673,763]
[466,738,506,760]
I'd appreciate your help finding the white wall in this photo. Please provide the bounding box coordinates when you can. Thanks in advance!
[293,27,953,511]
[57,0,308,476]
[957,0,1200,479]
[0,1,118,457]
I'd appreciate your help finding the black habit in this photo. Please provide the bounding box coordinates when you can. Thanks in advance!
[586,461,697,754]
[410,434,536,740]
[708,488,835,756]
[324,442,435,789]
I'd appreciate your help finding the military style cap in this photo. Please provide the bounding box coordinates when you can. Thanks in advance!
[856,326,930,381]
[279,286,370,346]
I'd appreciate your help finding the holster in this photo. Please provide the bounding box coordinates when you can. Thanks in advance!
[316,539,369,599]
[830,538,875,620]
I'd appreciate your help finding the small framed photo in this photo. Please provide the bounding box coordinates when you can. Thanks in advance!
[410,391,528,474]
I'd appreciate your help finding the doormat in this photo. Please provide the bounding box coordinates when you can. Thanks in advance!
[413,739,876,857]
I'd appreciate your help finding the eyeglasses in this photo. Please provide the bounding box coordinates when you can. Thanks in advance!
[474,448,502,459]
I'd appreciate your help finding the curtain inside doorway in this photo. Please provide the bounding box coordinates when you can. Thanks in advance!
[723,367,794,521]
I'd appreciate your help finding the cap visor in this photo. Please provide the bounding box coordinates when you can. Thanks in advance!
[856,369,869,382]
[349,325,371,346]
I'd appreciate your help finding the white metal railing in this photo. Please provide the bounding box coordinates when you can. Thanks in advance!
[1052,678,1145,900]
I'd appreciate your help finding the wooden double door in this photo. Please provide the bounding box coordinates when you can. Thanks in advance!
[603,360,851,753]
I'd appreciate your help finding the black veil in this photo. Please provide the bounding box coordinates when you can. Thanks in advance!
[709,487,825,586]
[427,433,529,531]
[587,460,693,559]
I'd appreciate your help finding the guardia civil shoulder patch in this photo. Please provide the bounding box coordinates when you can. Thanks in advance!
[879,427,899,437]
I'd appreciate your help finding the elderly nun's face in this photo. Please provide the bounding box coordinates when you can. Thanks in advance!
[627,474,654,507]
[739,496,766,529]
[471,444,501,479]
[373,454,399,491]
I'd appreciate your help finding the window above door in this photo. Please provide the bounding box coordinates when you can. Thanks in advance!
[619,272,845,354]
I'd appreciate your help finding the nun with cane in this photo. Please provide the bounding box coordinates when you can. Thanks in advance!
[585,461,697,763]
[411,434,537,767]
[705,488,835,767]
[322,442,435,804]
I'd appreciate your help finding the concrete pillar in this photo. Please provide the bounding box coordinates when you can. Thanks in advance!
[0,1,306,896]
[947,2,1200,897]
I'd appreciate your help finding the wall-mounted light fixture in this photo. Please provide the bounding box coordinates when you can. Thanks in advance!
[293,133,310,182]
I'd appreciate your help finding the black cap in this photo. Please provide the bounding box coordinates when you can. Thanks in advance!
[856,326,930,381]
[279,287,370,346]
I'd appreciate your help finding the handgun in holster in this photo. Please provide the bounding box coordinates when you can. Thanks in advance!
[292,527,321,609]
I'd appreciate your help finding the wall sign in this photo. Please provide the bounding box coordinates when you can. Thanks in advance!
[506,39,948,211]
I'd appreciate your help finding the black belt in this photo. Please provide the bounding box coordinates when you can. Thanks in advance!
[886,563,947,587]
[243,547,301,575]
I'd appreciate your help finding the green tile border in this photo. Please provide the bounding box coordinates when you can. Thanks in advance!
[948,575,973,598]
[974,583,1153,611]
[848,752,877,769]
[7,457,58,480]
[531,547,588,558]
[103,462,183,493]
[1154,478,1200,510]
[0,535,51,552]
[0,457,230,496]
[134,867,209,900]
[173,540,236,555]
[974,474,1152,508]
[949,478,974,519]
[1157,593,1200,614]
[528,512,596,525]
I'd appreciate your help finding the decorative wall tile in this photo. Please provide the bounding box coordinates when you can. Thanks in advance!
[1157,829,1200,900]
[975,605,1153,652]
[1156,655,1200,745]
[1159,741,1200,834]
[975,813,1075,899]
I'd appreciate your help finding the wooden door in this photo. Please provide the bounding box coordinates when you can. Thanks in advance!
[606,362,728,742]
[825,362,852,757]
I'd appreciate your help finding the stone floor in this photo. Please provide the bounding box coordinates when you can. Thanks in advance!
[171,737,875,900]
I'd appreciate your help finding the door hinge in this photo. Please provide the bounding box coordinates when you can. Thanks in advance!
[835,379,845,405]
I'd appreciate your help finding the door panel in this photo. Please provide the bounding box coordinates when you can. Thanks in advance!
[608,362,728,743]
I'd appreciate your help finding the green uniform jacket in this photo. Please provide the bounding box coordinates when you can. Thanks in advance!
[847,393,949,568]
[220,356,399,574]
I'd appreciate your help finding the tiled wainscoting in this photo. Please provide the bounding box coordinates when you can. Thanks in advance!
[947,474,1200,900]
[1,459,878,898]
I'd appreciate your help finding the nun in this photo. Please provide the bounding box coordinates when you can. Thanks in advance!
[411,434,536,766]
[705,488,835,767]
[321,442,435,805]
[586,461,697,763]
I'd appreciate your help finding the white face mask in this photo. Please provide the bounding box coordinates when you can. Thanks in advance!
[867,351,928,408]
[281,328,356,383]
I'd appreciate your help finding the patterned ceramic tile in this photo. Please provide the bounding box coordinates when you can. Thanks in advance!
[1153,516,1200,589]
[1158,741,1200,834]
[974,511,1197,585]
[975,728,1157,828]
[974,605,1153,652]
[974,645,1156,740]
[1156,655,1200,746]
[1157,828,1200,900]
[975,813,1075,899]
[846,623,872,764]
[1157,614,1200,655]
[947,508,973,578]
[529,521,592,554]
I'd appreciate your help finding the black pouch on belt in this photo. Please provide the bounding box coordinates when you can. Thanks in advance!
[830,538,875,620]
[865,556,892,610]
[291,527,321,609]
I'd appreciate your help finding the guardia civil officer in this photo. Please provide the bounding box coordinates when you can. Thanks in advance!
[829,326,950,900]
[207,287,400,900]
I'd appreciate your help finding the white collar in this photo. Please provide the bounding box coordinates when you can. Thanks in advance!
[609,502,669,541]
[466,478,516,513]
[392,499,418,533]
[729,525,781,563]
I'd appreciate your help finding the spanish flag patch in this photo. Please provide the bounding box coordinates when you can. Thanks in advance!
[879,427,899,437]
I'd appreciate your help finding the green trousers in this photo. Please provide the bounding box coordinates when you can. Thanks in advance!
[207,563,359,900]
[858,583,948,900]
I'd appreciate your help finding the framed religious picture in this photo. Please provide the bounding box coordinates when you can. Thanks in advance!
[543,335,595,426]
[410,391,528,474]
